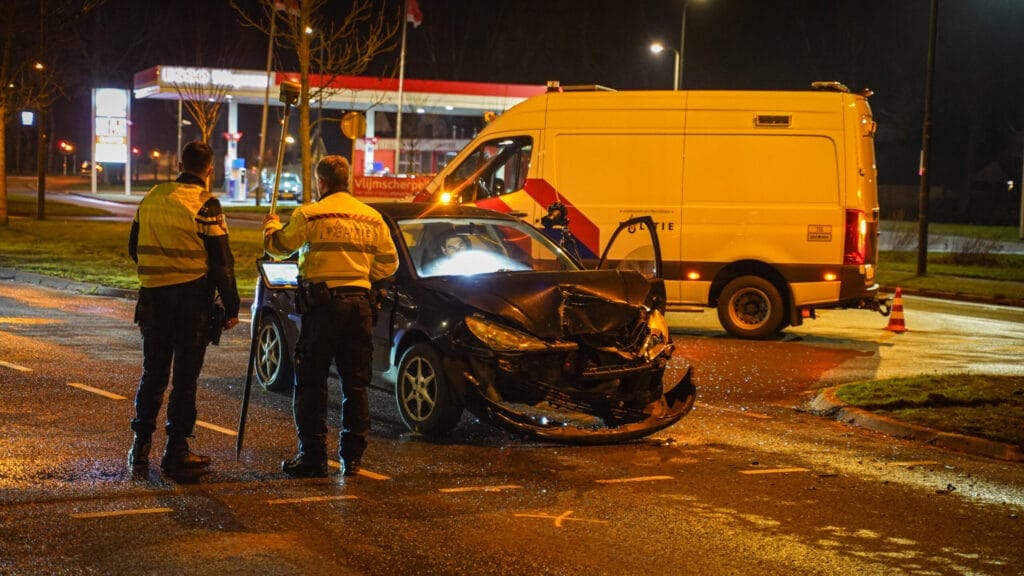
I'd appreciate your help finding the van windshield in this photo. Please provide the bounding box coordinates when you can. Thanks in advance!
[444,136,532,203]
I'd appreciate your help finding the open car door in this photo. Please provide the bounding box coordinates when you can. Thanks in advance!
[597,216,662,279]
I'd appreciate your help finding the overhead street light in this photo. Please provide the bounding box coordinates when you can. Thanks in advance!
[649,42,680,90]
[651,0,703,90]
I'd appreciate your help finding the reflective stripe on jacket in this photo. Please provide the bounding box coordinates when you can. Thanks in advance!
[133,179,225,288]
[264,192,398,289]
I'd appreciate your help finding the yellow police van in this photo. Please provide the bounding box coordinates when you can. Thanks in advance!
[415,82,886,339]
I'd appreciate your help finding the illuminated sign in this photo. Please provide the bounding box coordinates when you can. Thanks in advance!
[93,88,129,163]
[160,66,268,91]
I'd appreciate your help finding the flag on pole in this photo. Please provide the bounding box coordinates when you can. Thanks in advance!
[406,0,423,28]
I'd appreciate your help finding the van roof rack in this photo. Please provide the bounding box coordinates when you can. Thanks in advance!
[811,81,850,93]
[546,80,617,93]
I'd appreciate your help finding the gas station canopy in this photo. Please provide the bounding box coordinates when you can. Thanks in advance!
[133,65,546,116]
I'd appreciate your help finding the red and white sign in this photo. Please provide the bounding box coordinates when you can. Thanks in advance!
[353,176,431,199]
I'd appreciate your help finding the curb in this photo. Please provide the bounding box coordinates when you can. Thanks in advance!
[809,386,1024,462]
[1,268,138,300]
[879,285,1024,309]
[0,268,255,308]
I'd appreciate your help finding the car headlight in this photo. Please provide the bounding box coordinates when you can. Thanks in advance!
[465,316,551,352]
[640,309,671,361]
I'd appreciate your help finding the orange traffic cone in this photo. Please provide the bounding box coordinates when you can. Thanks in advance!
[885,287,907,333]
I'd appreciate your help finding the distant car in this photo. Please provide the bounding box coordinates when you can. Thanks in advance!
[251,203,696,444]
[79,161,103,177]
[261,171,303,203]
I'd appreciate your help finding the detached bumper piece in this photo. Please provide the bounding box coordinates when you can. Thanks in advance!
[466,366,696,445]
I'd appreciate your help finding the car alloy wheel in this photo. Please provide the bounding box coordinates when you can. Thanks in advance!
[395,342,463,438]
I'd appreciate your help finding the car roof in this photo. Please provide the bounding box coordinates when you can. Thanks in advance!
[369,202,520,223]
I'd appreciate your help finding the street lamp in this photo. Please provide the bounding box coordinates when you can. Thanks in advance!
[651,0,702,90]
[649,42,680,90]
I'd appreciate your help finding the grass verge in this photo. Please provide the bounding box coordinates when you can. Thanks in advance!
[835,375,1024,447]
[1,196,264,297]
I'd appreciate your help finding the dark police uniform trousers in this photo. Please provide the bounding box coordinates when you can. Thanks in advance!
[131,276,212,439]
[293,287,373,462]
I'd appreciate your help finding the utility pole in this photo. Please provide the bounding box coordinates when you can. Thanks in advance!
[35,0,47,220]
[916,0,938,276]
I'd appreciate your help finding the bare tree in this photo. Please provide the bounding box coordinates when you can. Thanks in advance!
[170,77,233,146]
[0,0,101,225]
[233,0,400,203]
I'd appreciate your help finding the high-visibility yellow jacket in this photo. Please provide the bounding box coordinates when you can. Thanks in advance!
[264,191,398,289]
[129,173,240,317]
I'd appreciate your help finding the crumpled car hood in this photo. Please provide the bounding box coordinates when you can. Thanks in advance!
[421,270,655,338]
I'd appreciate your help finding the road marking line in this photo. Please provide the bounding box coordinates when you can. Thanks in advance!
[67,382,126,400]
[695,402,772,419]
[0,360,32,372]
[514,510,607,528]
[71,507,173,519]
[595,475,674,484]
[195,420,237,436]
[439,484,522,493]
[328,459,391,480]
[878,460,941,468]
[740,467,810,475]
[267,495,358,505]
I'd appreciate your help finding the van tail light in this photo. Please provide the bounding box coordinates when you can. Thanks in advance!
[843,209,867,265]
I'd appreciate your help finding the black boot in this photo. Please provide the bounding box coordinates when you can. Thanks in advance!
[341,458,361,477]
[128,435,151,467]
[160,437,211,471]
[281,452,329,478]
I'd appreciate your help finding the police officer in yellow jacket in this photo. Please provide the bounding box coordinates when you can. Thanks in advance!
[127,141,240,472]
[263,155,398,477]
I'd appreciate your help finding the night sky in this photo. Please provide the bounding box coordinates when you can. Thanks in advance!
[17,0,1024,219]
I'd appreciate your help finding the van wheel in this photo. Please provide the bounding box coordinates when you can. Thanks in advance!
[396,343,464,438]
[717,276,785,339]
[255,313,294,392]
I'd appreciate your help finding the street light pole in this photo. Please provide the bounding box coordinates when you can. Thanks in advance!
[672,49,680,91]
[680,0,688,89]
[649,43,680,90]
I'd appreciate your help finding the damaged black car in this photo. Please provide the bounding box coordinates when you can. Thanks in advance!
[252,203,695,444]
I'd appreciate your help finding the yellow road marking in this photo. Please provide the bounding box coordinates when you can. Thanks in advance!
[514,510,607,527]
[740,467,810,475]
[695,402,772,419]
[439,484,522,493]
[0,360,32,372]
[328,459,391,480]
[195,420,237,436]
[878,460,941,468]
[267,495,358,505]
[71,507,172,519]
[595,475,674,484]
[67,382,127,400]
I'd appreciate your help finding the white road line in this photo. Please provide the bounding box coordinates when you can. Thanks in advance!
[740,467,810,475]
[595,475,674,484]
[267,495,358,505]
[0,360,32,372]
[328,459,391,480]
[67,382,127,400]
[71,507,173,519]
[195,420,237,436]
[439,484,522,493]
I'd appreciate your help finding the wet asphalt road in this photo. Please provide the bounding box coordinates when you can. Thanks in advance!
[1,280,1022,575]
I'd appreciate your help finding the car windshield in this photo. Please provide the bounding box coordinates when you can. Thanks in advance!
[399,217,580,278]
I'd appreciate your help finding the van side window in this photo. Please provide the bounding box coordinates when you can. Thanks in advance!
[444,136,532,202]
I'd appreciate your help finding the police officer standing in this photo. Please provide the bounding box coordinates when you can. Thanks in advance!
[263,155,398,477]
[127,141,240,472]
